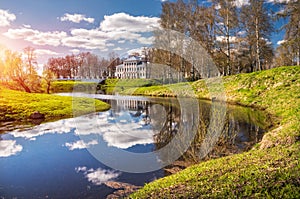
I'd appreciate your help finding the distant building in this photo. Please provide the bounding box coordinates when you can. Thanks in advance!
[115,55,149,79]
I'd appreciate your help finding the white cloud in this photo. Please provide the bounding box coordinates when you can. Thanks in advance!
[277,40,286,45]
[23,24,31,28]
[3,28,37,39]
[10,118,75,139]
[118,40,126,44]
[267,0,293,3]
[106,43,115,47]
[137,36,155,45]
[216,36,238,43]
[70,49,80,54]
[0,140,23,157]
[60,13,94,24]
[76,167,121,185]
[0,9,16,27]
[65,140,98,150]
[234,0,249,8]
[3,13,157,51]
[35,49,59,56]
[113,47,123,51]
[61,35,107,50]
[3,28,67,46]
[100,12,159,33]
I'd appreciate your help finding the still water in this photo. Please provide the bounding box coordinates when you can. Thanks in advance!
[0,94,268,198]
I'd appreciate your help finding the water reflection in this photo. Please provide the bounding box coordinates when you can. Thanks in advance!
[0,95,269,198]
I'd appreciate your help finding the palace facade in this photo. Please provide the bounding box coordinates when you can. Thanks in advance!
[115,56,149,79]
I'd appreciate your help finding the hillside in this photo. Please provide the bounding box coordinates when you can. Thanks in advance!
[129,66,300,198]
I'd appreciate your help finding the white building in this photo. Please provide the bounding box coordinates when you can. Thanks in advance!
[115,56,149,79]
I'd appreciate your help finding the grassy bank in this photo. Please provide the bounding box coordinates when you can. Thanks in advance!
[104,78,162,94]
[129,66,300,198]
[50,81,98,93]
[0,86,110,124]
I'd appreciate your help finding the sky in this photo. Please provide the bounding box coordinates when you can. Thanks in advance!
[0,0,287,66]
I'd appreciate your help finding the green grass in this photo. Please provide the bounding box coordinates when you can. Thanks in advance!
[129,66,300,198]
[104,78,162,94]
[0,86,110,123]
[50,81,98,93]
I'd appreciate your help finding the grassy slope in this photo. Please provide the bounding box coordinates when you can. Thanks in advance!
[0,86,110,123]
[129,66,300,198]
[50,81,97,93]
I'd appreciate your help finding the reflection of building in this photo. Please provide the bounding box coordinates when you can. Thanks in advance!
[115,56,149,79]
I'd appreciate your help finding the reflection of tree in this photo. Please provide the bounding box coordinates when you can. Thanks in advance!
[152,100,267,167]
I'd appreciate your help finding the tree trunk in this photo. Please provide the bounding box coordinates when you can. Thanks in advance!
[255,17,261,71]
[47,82,51,94]
[297,47,300,66]
[18,79,31,93]
[226,8,231,75]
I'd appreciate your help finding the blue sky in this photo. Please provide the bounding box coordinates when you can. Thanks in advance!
[0,0,286,65]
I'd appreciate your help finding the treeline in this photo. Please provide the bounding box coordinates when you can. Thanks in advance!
[151,0,299,76]
[44,52,121,79]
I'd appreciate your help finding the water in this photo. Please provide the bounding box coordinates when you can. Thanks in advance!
[0,94,269,198]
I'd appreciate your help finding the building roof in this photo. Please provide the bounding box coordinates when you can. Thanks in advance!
[124,56,141,62]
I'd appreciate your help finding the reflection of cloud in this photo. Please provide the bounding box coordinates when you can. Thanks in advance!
[10,119,75,139]
[74,111,156,149]
[0,140,23,157]
[65,140,98,150]
[8,103,156,149]
[75,167,120,185]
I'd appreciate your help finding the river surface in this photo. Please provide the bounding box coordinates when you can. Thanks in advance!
[0,94,269,198]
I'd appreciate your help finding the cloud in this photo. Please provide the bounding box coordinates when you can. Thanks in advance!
[0,9,16,27]
[234,0,249,8]
[3,28,67,46]
[277,40,286,45]
[100,12,159,33]
[70,49,80,54]
[23,24,31,28]
[3,13,158,51]
[137,36,155,45]
[65,140,98,150]
[10,118,75,139]
[72,109,156,149]
[76,167,121,185]
[267,0,293,3]
[216,36,238,43]
[0,140,23,157]
[60,13,94,24]
[113,47,123,51]
[118,40,126,44]
[35,49,59,56]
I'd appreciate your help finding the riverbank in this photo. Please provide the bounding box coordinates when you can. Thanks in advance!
[0,86,110,132]
[129,66,300,198]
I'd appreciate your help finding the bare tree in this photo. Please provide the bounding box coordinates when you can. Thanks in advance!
[241,0,274,71]
[212,0,239,75]
[277,0,300,66]
[4,50,32,92]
